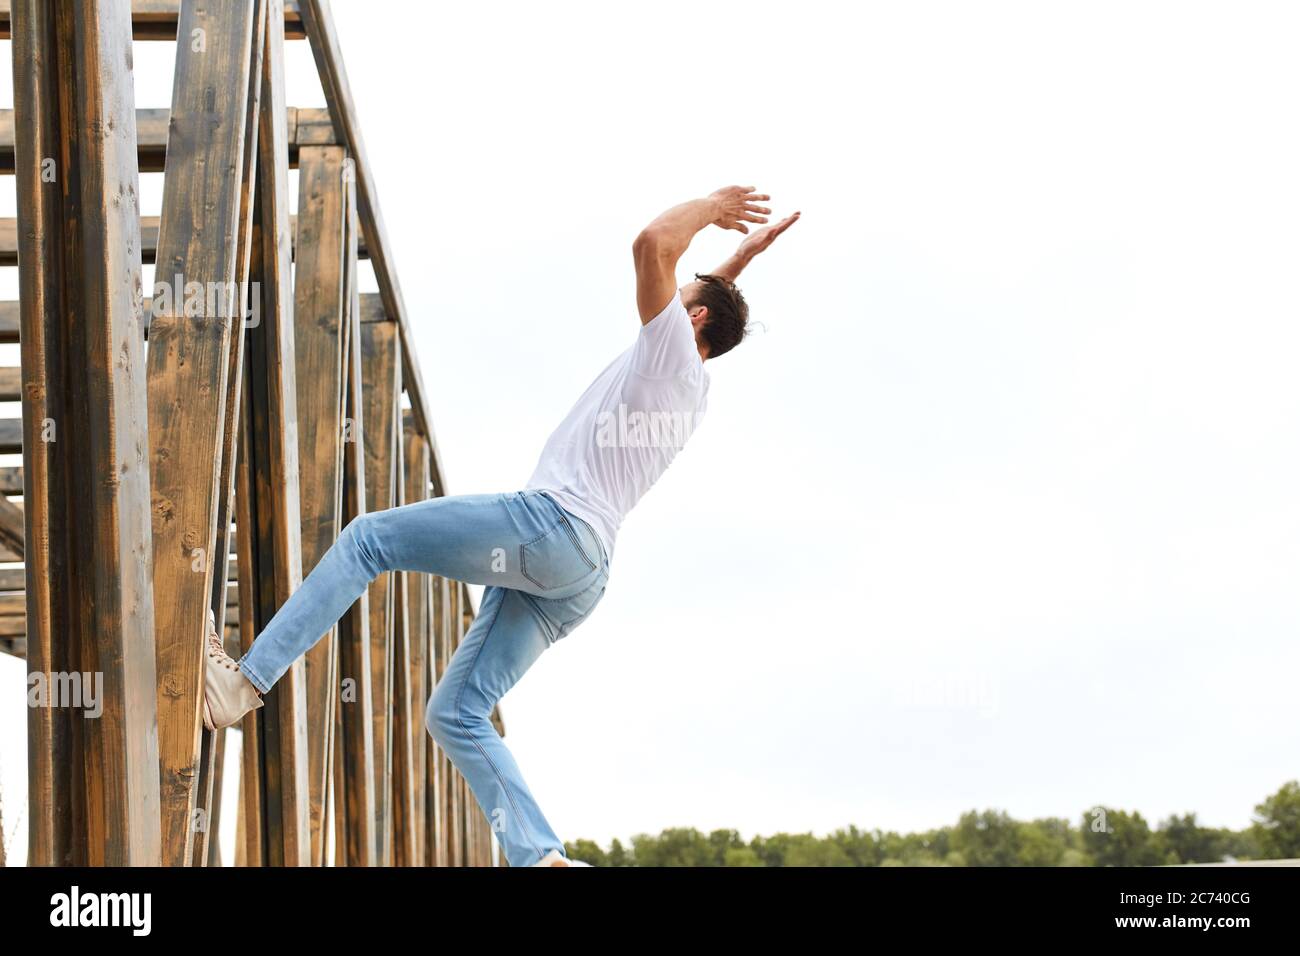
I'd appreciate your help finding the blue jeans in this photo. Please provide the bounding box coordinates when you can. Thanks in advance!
[238,489,610,867]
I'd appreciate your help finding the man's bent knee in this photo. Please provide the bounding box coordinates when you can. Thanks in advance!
[425,684,492,750]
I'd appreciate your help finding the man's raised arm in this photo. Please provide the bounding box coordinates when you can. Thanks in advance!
[631,186,771,325]
[709,210,802,283]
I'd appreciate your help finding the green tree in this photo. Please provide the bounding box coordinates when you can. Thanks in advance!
[827,824,883,867]
[1015,818,1073,866]
[951,810,1022,867]
[1251,780,1300,859]
[1079,807,1164,866]
[1159,813,1223,864]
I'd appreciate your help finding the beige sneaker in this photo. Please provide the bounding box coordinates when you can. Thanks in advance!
[202,609,264,731]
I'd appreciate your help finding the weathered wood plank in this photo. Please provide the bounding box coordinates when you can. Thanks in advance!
[0,0,305,40]
[147,0,258,867]
[359,315,400,866]
[0,495,24,557]
[0,106,335,173]
[396,424,430,866]
[0,367,21,400]
[426,572,448,866]
[292,144,349,866]
[13,0,162,866]
[335,170,377,866]
[0,290,383,344]
[242,0,311,866]
[234,369,266,867]
[447,582,463,867]
[0,213,369,265]
[0,419,26,453]
[298,0,445,493]
[198,0,266,870]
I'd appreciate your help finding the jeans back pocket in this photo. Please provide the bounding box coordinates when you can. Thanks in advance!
[520,518,598,592]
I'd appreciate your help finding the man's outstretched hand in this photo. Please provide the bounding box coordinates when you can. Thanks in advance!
[708,185,773,234]
[736,210,801,260]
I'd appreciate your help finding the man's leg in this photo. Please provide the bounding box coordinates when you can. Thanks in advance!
[238,490,592,693]
[426,585,566,867]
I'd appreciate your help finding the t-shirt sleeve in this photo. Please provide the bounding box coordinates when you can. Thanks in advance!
[630,289,702,379]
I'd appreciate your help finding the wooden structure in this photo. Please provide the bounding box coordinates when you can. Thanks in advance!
[1,0,503,866]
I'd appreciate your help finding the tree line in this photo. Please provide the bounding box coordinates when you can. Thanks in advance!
[564,780,1300,867]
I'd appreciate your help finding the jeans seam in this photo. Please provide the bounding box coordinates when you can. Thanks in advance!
[556,512,599,574]
[519,518,597,592]
[451,592,546,864]
[238,655,270,694]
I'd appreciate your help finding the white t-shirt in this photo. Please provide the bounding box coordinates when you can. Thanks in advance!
[525,289,710,561]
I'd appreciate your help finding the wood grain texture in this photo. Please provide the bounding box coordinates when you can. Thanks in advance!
[334,170,377,866]
[0,105,336,173]
[147,0,258,867]
[0,213,369,264]
[242,0,311,866]
[298,0,446,494]
[426,573,449,867]
[359,316,400,865]
[12,0,162,867]
[292,144,349,866]
[397,424,431,865]
[198,0,266,870]
[0,0,306,41]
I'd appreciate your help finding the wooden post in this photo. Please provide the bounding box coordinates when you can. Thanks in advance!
[359,316,400,864]
[239,0,311,866]
[391,422,429,865]
[292,143,350,865]
[426,573,449,867]
[299,0,437,450]
[461,591,478,865]
[333,166,377,866]
[197,0,269,870]
[147,0,260,867]
[12,0,162,866]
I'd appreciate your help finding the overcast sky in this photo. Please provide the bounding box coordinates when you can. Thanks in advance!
[2,0,1299,862]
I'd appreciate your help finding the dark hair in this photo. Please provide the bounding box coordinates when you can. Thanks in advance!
[687,273,749,359]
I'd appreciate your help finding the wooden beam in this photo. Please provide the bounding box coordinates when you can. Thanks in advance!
[396,424,431,866]
[447,582,463,866]
[0,495,24,558]
[299,0,446,495]
[0,290,381,345]
[0,0,305,40]
[147,0,259,867]
[359,311,401,866]
[198,0,267,871]
[13,0,162,866]
[334,170,377,866]
[426,573,448,867]
[0,106,336,173]
[241,0,312,866]
[292,144,349,867]
[0,213,369,264]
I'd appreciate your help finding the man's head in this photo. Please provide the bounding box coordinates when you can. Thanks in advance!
[682,273,749,361]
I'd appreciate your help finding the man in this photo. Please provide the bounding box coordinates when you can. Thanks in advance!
[202,185,800,866]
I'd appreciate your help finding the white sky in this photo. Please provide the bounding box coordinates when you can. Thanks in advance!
[3,0,1300,861]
